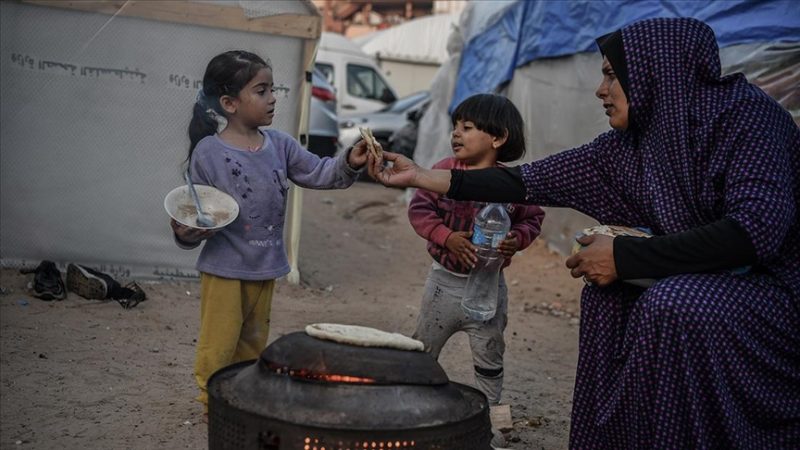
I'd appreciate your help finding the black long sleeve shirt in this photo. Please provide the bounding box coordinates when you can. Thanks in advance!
[447,167,758,280]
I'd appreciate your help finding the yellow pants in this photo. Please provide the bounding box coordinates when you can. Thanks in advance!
[194,273,274,411]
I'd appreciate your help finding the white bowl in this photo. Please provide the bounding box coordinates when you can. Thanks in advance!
[164,184,239,230]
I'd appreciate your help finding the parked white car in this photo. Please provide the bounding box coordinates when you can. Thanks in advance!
[338,91,430,151]
[315,32,398,116]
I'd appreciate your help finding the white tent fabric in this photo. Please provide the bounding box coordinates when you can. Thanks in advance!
[0,1,319,280]
[414,1,518,172]
[458,1,517,44]
[352,29,386,47]
[361,14,458,65]
[320,31,371,59]
[413,17,465,174]
[411,3,531,186]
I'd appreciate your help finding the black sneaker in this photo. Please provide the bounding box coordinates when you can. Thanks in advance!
[66,263,108,300]
[20,260,66,301]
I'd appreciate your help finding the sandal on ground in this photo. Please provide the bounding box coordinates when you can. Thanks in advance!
[116,281,147,309]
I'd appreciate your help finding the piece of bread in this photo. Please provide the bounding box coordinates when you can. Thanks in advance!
[572,225,656,288]
[305,323,424,351]
[571,225,651,255]
[358,127,383,159]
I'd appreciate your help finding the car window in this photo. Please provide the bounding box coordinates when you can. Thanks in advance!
[315,63,334,85]
[312,69,334,91]
[380,92,429,113]
[346,64,394,102]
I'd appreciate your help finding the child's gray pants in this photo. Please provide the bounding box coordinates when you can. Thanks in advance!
[412,264,508,405]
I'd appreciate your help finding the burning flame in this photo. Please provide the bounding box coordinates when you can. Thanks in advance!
[304,438,417,450]
[270,364,376,384]
[318,374,375,383]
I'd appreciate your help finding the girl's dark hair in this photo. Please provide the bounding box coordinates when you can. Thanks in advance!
[187,50,271,160]
[451,93,526,162]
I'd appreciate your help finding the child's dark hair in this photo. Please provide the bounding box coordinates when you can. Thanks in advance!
[187,50,271,159]
[451,94,526,162]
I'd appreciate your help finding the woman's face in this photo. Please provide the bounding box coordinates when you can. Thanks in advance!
[595,57,629,130]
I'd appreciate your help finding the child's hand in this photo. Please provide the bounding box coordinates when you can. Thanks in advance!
[347,139,371,169]
[171,218,216,244]
[445,231,478,268]
[498,232,519,258]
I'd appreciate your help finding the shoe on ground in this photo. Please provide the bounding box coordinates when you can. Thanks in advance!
[20,260,66,301]
[66,263,108,299]
[490,427,508,449]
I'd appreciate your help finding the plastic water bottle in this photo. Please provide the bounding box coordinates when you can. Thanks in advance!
[462,203,511,321]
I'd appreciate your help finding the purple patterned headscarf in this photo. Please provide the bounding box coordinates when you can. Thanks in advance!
[621,18,798,294]
[523,18,799,297]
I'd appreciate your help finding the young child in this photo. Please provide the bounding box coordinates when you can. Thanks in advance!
[170,50,368,413]
[408,93,545,407]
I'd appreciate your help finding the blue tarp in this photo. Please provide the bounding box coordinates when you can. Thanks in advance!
[452,0,800,111]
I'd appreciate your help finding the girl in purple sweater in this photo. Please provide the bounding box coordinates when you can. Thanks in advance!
[170,51,368,415]
[408,94,544,408]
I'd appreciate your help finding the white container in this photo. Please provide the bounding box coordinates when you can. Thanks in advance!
[164,185,239,231]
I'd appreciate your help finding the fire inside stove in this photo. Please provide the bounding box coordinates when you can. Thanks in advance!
[303,437,416,450]
[269,364,376,384]
[207,331,492,450]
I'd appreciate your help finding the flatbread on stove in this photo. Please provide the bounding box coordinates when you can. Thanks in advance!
[305,323,424,351]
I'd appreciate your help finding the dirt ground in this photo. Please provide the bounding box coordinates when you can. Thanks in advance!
[0,182,584,449]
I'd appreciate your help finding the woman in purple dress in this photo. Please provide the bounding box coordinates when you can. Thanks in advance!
[368,18,799,449]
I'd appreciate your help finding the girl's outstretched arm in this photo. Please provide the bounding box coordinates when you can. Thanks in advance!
[284,135,360,189]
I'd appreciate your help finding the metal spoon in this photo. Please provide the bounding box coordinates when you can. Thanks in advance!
[184,171,215,228]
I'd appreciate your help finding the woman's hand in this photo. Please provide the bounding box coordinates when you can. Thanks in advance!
[368,151,454,194]
[565,234,617,286]
[171,218,216,244]
[346,139,371,169]
[367,151,420,188]
[445,231,478,268]
[498,232,519,258]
